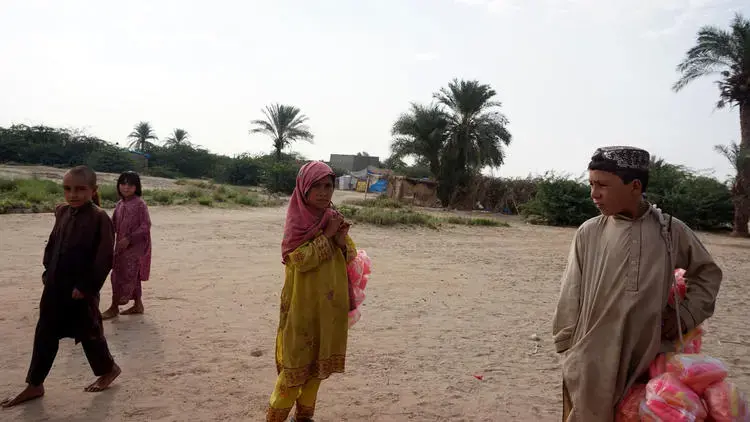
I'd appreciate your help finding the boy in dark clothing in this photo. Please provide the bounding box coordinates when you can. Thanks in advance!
[2,166,121,408]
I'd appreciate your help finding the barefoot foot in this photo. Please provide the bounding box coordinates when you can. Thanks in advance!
[121,305,143,315]
[101,307,119,320]
[1,384,44,408]
[84,363,121,392]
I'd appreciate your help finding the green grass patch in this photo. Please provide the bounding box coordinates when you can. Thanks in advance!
[343,196,404,209]
[0,178,284,214]
[338,201,509,228]
[340,206,440,228]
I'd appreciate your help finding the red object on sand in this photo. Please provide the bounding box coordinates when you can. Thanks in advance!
[473,375,484,380]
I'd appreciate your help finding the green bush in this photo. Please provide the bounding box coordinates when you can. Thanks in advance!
[264,161,300,194]
[147,165,181,179]
[187,187,202,198]
[212,191,227,202]
[148,190,175,205]
[647,162,733,230]
[86,148,137,174]
[220,154,263,186]
[97,184,119,205]
[520,174,598,226]
[235,193,259,206]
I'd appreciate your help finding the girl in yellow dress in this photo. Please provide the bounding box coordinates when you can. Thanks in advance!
[267,161,357,422]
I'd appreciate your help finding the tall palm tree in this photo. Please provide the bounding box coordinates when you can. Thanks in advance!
[390,103,448,180]
[674,13,750,236]
[127,121,158,172]
[127,121,158,152]
[250,104,314,161]
[164,128,191,147]
[433,79,512,205]
[435,79,512,170]
[715,142,750,236]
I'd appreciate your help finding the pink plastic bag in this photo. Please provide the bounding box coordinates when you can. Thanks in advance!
[640,398,703,422]
[704,381,750,422]
[617,383,647,422]
[347,250,371,327]
[641,373,707,421]
[666,354,728,395]
[650,327,705,378]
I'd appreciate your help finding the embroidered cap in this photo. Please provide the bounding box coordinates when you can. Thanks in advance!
[589,146,650,172]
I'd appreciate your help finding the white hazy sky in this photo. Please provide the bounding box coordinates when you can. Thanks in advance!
[1,0,748,180]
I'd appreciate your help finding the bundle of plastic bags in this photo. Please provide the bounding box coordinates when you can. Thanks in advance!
[616,269,750,421]
[346,250,371,327]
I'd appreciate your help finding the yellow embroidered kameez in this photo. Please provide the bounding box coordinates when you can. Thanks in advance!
[267,233,356,422]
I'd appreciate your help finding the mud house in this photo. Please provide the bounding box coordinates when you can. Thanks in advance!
[386,176,440,207]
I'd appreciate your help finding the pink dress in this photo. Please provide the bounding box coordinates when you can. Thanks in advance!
[111,196,152,304]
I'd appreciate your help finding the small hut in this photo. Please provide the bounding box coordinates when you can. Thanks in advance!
[386,176,440,207]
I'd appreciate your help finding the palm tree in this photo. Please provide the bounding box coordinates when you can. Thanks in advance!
[164,128,191,147]
[433,78,512,204]
[127,121,158,152]
[127,121,158,172]
[674,13,750,236]
[250,104,314,161]
[390,103,448,180]
[715,142,750,236]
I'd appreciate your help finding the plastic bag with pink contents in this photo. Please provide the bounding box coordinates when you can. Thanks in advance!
[666,353,728,395]
[703,381,750,422]
[640,373,707,421]
[347,250,371,327]
[650,328,706,378]
[616,383,647,422]
[670,268,687,306]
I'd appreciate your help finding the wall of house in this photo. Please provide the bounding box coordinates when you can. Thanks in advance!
[329,154,380,172]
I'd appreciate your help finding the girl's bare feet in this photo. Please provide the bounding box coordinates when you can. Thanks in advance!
[1,384,44,408]
[84,363,121,392]
[121,300,144,315]
[101,306,119,320]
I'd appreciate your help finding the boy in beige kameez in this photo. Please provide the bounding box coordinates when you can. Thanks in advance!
[553,146,723,422]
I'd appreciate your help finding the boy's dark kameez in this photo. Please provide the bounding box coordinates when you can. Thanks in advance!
[27,202,116,386]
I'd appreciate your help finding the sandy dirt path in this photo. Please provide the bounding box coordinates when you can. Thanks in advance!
[1,205,748,421]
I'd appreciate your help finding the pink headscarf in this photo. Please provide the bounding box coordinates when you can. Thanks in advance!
[281,161,340,263]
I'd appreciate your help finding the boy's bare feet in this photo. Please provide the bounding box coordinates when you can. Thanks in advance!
[1,384,44,408]
[84,363,121,392]
[101,306,119,320]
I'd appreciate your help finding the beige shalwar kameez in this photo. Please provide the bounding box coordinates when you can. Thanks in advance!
[553,205,722,422]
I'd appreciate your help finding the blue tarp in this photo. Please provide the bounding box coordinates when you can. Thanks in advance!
[368,178,388,193]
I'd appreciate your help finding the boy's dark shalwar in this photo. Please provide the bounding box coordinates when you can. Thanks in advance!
[27,202,116,386]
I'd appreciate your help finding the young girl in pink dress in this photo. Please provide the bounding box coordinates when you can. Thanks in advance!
[102,171,152,320]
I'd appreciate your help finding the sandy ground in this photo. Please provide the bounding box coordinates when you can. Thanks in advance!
[1,200,749,421]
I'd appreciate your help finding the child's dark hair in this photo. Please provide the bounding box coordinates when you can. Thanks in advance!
[117,171,143,198]
[67,166,101,206]
[588,160,650,193]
